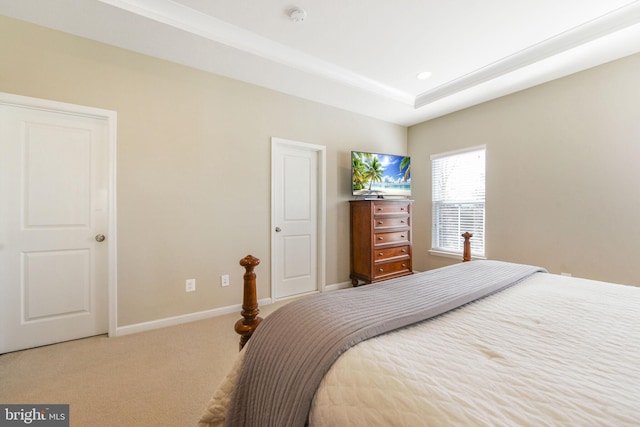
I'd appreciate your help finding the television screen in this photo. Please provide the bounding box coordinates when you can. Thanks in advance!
[351,151,411,197]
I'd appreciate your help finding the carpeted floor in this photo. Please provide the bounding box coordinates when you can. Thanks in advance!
[0,301,288,426]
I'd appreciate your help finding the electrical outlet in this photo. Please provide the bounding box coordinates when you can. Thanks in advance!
[186,279,196,292]
[221,274,230,287]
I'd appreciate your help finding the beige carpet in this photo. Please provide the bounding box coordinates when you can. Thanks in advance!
[0,302,288,426]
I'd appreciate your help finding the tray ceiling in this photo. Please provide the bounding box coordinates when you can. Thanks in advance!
[2,0,640,125]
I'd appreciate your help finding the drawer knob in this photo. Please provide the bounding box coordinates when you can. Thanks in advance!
[400,220,405,224]
[378,268,384,272]
[401,249,406,253]
[378,252,384,256]
[402,264,407,267]
[377,207,383,211]
[378,221,384,225]
[378,237,384,240]
[401,235,406,238]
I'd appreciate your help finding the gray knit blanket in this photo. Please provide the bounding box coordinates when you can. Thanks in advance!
[225,260,546,427]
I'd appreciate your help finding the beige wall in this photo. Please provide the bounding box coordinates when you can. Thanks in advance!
[409,52,640,286]
[0,16,407,326]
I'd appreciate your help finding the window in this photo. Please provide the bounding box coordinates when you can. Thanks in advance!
[431,146,485,258]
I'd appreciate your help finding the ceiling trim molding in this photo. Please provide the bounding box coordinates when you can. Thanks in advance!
[96,0,415,105]
[414,0,640,109]
[93,0,640,114]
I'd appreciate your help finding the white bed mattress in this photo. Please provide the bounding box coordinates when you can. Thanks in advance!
[309,273,640,426]
[200,272,640,426]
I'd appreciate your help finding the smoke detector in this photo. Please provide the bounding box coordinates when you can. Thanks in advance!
[288,7,307,23]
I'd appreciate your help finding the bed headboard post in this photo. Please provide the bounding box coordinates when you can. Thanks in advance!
[462,232,473,262]
[234,255,263,350]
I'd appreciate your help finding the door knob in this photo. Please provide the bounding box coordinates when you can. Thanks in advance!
[275,227,281,232]
[95,234,106,242]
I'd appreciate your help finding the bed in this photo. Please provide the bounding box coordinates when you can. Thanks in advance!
[199,256,640,427]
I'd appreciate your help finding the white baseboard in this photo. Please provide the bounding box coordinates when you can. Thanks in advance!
[113,297,273,337]
[324,280,352,292]
[114,279,352,337]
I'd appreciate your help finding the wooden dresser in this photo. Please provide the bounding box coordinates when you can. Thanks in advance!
[349,199,413,286]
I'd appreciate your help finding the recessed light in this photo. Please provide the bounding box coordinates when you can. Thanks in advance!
[417,71,433,80]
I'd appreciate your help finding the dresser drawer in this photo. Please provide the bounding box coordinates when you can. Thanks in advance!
[373,202,411,215]
[375,245,410,261]
[373,259,411,279]
[374,216,410,230]
[374,230,410,246]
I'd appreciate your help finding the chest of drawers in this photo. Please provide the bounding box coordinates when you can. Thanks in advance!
[349,199,413,286]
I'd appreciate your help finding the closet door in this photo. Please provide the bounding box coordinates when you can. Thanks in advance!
[0,97,111,353]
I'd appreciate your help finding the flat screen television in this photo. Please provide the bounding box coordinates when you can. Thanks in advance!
[351,151,411,198]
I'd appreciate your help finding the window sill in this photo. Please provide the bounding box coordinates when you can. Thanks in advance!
[428,249,487,261]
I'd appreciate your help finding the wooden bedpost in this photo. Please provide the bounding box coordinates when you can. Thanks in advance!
[462,232,473,262]
[234,255,263,350]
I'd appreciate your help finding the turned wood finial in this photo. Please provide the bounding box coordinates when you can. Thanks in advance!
[462,232,473,262]
[234,255,263,350]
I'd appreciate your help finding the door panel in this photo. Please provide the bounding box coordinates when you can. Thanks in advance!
[0,101,109,353]
[24,123,92,227]
[283,235,311,280]
[23,249,91,321]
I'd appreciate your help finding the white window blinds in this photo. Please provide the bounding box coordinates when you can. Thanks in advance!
[431,146,485,257]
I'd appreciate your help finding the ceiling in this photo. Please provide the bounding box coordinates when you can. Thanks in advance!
[2,0,640,126]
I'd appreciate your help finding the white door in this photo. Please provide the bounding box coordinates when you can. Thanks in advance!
[0,97,111,353]
[272,138,325,300]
